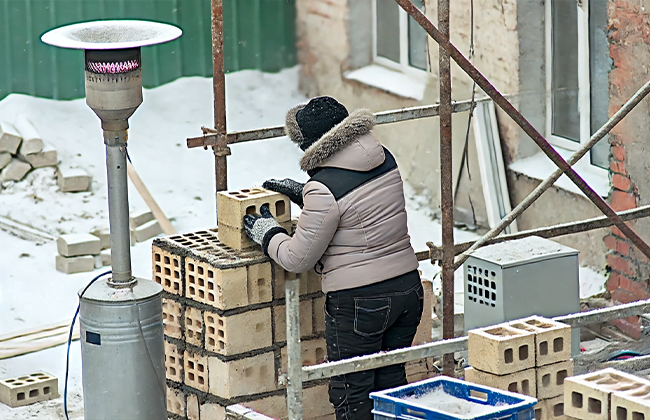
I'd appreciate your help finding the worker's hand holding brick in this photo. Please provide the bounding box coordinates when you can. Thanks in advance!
[243,204,288,255]
[262,178,305,208]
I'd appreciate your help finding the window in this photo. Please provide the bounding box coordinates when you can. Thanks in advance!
[545,0,610,172]
[373,0,428,76]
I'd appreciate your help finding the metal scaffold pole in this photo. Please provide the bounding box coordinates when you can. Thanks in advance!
[211,0,230,196]
[285,278,303,420]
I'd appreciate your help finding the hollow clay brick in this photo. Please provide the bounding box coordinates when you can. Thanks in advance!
[405,357,437,383]
[0,372,58,408]
[184,350,208,392]
[468,323,535,375]
[508,315,572,367]
[164,341,183,383]
[162,298,183,339]
[611,384,650,420]
[218,220,292,250]
[186,393,199,420]
[152,247,182,295]
[535,395,569,420]
[313,296,326,334]
[217,187,291,229]
[166,387,185,417]
[244,384,333,420]
[272,263,321,299]
[184,307,204,348]
[537,359,573,400]
[207,352,276,399]
[204,308,272,356]
[464,366,536,398]
[274,300,313,342]
[280,338,327,373]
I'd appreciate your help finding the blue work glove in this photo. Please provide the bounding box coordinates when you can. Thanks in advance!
[263,178,305,208]
[243,205,288,255]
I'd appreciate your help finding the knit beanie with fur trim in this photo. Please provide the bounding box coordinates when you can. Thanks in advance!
[295,96,349,151]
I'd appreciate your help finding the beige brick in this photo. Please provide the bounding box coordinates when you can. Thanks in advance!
[133,219,163,242]
[185,307,204,347]
[93,255,103,269]
[537,360,573,400]
[0,121,22,154]
[162,298,183,339]
[611,385,650,420]
[100,249,111,266]
[405,357,437,383]
[0,159,31,182]
[563,368,650,420]
[152,247,182,295]
[245,393,286,419]
[187,258,259,309]
[90,227,111,250]
[14,117,42,155]
[218,220,292,250]
[166,387,185,417]
[200,402,226,419]
[184,350,208,393]
[274,300,313,342]
[164,340,183,383]
[205,308,272,356]
[313,296,326,334]
[57,166,91,192]
[217,188,291,229]
[24,143,57,168]
[468,323,535,375]
[0,152,11,170]
[187,393,199,420]
[55,254,95,274]
[130,208,154,228]
[413,279,434,345]
[298,268,322,295]
[509,316,572,367]
[57,234,101,257]
[0,372,58,408]
[246,262,273,304]
[464,366,536,397]
[245,384,333,420]
[280,338,327,373]
[208,352,277,399]
[272,263,321,299]
[535,395,569,420]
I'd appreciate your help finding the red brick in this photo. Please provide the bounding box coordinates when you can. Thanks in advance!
[617,239,631,256]
[607,273,622,292]
[611,288,636,304]
[604,235,617,252]
[610,317,642,340]
[611,145,626,162]
[610,160,627,175]
[618,277,650,300]
[607,254,636,277]
[612,226,624,238]
[610,190,637,211]
[612,174,632,192]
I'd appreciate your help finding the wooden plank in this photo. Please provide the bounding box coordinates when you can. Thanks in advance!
[126,160,176,235]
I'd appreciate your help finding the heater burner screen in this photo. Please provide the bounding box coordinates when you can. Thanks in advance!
[86,59,139,74]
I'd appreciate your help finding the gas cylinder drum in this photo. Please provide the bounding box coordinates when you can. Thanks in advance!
[79,278,166,420]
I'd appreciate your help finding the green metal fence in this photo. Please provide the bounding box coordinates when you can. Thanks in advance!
[0,0,296,100]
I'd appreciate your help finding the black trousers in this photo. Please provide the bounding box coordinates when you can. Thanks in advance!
[325,270,423,420]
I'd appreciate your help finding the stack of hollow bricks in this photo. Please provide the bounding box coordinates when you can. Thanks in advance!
[564,367,650,420]
[152,188,335,420]
[465,316,574,420]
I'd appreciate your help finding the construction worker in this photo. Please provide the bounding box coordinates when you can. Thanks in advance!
[243,96,423,420]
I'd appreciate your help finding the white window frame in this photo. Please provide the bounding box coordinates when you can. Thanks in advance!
[371,0,428,80]
[545,0,607,177]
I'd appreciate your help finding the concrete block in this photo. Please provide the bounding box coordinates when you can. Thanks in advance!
[537,359,573,400]
[535,395,570,420]
[57,166,91,192]
[130,208,154,228]
[218,220,292,250]
[272,263,321,299]
[152,247,182,295]
[1,159,31,182]
[162,298,182,339]
[468,323,535,375]
[611,385,650,420]
[0,372,58,408]
[55,255,95,274]
[405,357,437,383]
[24,143,57,168]
[0,153,11,170]
[166,387,185,417]
[100,249,111,267]
[274,300,313,342]
[187,393,199,420]
[200,402,225,419]
[217,187,291,229]
[280,338,327,373]
[204,308,272,356]
[90,227,111,250]
[464,366,536,397]
[164,340,183,383]
[184,350,208,392]
[563,368,650,420]
[313,296,326,334]
[57,233,101,257]
[208,352,277,399]
[185,307,204,347]
[0,121,22,154]
[133,219,163,243]
[15,117,43,156]
[509,316,572,367]
[413,279,434,345]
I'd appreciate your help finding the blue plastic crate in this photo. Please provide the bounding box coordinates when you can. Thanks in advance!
[370,376,537,420]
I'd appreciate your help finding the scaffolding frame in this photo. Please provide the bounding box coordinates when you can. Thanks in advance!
[189,1,650,419]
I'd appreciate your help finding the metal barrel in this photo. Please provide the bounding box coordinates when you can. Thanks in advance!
[79,278,166,420]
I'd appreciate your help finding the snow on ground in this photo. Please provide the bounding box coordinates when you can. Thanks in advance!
[0,66,605,419]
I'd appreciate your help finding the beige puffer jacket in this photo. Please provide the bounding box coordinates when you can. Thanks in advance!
[267,106,419,293]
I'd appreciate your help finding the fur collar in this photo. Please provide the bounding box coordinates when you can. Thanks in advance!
[284,106,377,172]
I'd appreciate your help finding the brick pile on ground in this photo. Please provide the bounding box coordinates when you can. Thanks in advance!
[154,188,335,419]
[465,316,574,419]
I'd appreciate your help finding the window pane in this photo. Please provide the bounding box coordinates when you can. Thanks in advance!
[589,0,611,169]
[408,0,427,70]
[552,0,580,142]
[376,0,400,63]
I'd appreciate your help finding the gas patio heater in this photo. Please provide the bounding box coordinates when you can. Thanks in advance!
[41,21,181,420]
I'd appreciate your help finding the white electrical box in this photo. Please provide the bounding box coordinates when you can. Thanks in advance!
[464,236,580,355]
